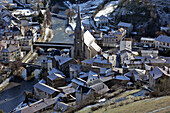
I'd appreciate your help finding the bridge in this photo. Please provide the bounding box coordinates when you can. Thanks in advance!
[51,13,67,20]
[22,63,41,69]
[33,42,74,50]
[22,63,42,78]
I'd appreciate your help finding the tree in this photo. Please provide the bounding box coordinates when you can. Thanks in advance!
[38,11,44,24]
[9,58,22,76]
[43,0,47,8]
[0,110,4,113]
[65,8,76,19]
[52,5,58,13]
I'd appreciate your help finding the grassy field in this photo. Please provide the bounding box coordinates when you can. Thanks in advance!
[77,89,170,113]
[93,96,170,113]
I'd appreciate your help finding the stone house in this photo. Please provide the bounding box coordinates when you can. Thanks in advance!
[148,66,170,89]
[95,15,109,28]
[47,72,65,89]
[75,85,94,104]
[33,81,60,100]
[117,22,133,36]
[53,56,76,75]
[140,37,155,48]
[155,35,170,49]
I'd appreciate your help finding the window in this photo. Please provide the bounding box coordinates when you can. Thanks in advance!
[77,50,80,56]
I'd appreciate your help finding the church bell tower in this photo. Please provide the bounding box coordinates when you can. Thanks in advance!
[74,6,85,61]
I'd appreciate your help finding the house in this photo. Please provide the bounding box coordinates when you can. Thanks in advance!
[95,15,109,28]
[69,64,82,79]
[47,72,65,89]
[117,22,133,36]
[141,37,155,47]
[33,82,60,100]
[53,56,76,75]
[120,41,132,52]
[54,101,70,113]
[0,44,21,62]
[71,77,87,89]
[87,79,110,95]
[124,69,146,82]
[141,50,158,57]
[3,26,21,37]
[75,85,94,104]
[155,35,170,49]
[119,50,134,65]
[113,75,130,84]
[14,97,59,113]
[160,26,170,34]
[57,86,75,95]
[123,59,143,69]
[148,66,170,89]
[102,28,126,47]
[41,59,52,71]
[82,53,117,69]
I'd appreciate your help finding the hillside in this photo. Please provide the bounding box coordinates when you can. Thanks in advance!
[78,96,170,113]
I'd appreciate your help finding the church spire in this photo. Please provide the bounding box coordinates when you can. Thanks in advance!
[75,5,82,30]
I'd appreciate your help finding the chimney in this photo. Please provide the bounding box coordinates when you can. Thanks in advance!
[98,72,100,79]
[101,56,104,61]
[132,72,135,81]
[107,56,109,63]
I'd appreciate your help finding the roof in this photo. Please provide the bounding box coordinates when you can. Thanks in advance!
[118,22,132,28]
[91,41,101,52]
[93,55,112,65]
[34,83,60,95]
[113,75,130,81]
[57,86,75,94]
[87,71,99,82]
[87,79,109,94]
[2,45,20,53]
[15,97,58,113]
[84,30,95,47]
[69,64,81,72]
[124,69,146,81]
[54,56,73,66]
[149,67,170,79]
[141,37,155,41]
[71,78,86,86]
[47,73,65,81]
[48,68,63,75]
[155,35,170,43]
[81,58,94,65]
[141,50,158,54]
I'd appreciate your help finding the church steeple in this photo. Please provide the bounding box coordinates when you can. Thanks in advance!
[75,6,82,30]
[74,5,85,61]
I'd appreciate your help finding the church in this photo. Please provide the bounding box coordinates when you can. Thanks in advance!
[73,6,101,61]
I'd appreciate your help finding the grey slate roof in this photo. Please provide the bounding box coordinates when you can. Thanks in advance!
[34,83,60,95]
[155,35,170,43]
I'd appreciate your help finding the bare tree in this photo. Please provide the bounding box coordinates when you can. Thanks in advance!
[52,5,58,13]
[65,8,76,19]
[9,58,22,76]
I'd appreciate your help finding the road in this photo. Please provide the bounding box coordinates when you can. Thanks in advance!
[0,80,36,113]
